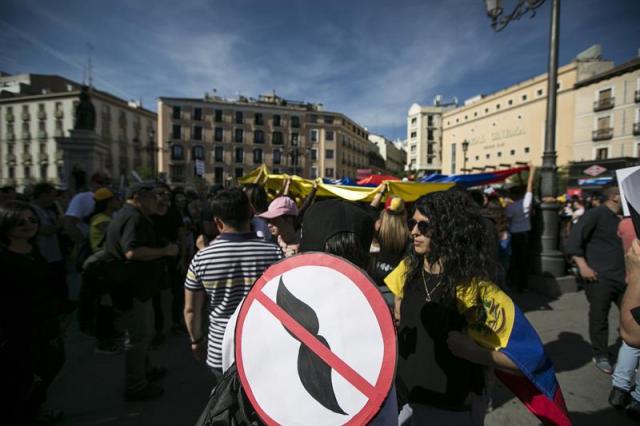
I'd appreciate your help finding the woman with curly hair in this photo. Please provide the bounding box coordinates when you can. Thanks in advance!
[385,190,521,425]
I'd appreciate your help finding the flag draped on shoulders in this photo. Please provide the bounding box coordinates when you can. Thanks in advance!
[456,281,572,426]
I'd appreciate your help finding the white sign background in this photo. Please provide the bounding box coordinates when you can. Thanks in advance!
[237,261,392,426]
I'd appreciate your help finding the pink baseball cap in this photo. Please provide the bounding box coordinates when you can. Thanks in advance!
[258,196,299,219]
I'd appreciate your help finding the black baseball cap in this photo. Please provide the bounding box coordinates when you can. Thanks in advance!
[300,199,374,253]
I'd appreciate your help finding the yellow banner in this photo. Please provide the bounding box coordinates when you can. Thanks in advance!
[239,165,454,203]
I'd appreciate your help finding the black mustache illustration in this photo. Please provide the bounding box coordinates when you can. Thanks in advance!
[276,276,347,416]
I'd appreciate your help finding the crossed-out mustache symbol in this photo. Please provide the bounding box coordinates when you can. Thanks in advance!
[276,276,348,416]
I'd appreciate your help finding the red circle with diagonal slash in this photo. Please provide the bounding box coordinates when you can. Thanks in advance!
[235,252,397,426]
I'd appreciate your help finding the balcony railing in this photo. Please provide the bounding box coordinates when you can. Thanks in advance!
[6,113,14,122]
[55,109,64,119]
[38,111,47,120]
[633,122,640,136]
[592,128,613,141]
[22,112,31,121]
[593,97,615,112]
[38,152,49,164]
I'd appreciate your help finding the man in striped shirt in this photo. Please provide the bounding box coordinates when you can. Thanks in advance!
[184,187,282,378]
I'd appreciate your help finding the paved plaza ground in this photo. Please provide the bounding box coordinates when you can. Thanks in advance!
[48,289,635,426]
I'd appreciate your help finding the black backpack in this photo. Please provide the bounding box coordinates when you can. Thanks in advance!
[195,363,263,426]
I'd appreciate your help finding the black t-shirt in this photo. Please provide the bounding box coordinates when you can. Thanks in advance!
[152,208,183,245]
[396,272,484,411]
[105,203,161,301]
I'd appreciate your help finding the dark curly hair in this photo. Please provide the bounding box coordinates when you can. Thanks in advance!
[406,189,495,304]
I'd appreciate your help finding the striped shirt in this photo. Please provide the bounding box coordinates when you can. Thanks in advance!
[185,232,282,369]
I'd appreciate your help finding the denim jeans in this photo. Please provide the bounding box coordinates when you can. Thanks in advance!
[612,341,640,402]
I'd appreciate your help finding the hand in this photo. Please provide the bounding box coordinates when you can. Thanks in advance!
[626,239,640,285]
[191,342,205,361]
[447,331,482,363]
[164,243,179,257]
[195,234,208,251]
[578,263,598,282]
[312,179,318,190]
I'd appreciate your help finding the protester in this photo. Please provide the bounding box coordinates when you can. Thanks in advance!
[183,187,282,380]
[0,201,66,424]
[243,183,271,241]
[566,185,624,374]
[258,196,301,257]
[30,182,67,299]
[104,182,179,401]
[384,190,554,425]
[63,172,109,244]
[87,187,122,354]
[505,165,536,292]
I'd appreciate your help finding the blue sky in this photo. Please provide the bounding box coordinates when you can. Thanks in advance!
[1,0,639,140]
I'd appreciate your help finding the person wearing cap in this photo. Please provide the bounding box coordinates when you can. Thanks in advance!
[104,182,179,401]
[259,196,300,257]
[63,172,110,243]
[85,187,123,354]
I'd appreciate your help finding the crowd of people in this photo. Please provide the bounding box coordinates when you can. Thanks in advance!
[2,164,640,425]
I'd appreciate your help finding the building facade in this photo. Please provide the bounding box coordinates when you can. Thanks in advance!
[406,101,455,175]
[440,47,613,175]
[573,57,640,162]
[0,73,157,189]
[368,133,407,175]
[157,92,370,184]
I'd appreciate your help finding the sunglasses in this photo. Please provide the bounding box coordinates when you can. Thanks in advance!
[18,216,39,226]
[407,218,430,235]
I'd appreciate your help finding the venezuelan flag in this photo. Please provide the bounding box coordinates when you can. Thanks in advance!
[457,281,572,426]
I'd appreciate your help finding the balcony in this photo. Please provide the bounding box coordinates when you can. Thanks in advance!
[593,97,615,112]
[23,153,33,165]
[633,122,640,136]
[38,152,49,164]
[592,128,613,141]
[5,153,16,165]
[38,111,47,120]
[55,109,64,119]
[6,112,14,122]
[38,130,47,140]
[7,133,15,141]
[23,131,31,140]
[22,112,31,121]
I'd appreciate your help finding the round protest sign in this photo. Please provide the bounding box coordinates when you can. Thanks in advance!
[235,253,396,426]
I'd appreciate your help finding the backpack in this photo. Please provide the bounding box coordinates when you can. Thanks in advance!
[195,364,263,426]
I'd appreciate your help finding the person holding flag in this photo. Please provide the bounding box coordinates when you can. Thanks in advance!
[385,189,571,426]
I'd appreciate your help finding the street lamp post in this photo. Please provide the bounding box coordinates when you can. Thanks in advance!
[462,139,470,174]
[485,0,565,276]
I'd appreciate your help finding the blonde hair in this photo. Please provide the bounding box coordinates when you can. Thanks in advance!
[378,201,409,254]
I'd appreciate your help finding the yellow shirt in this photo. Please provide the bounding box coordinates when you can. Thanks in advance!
[89,213,111,253]
[384,258,409,298]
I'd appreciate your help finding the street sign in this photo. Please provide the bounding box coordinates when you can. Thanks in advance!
[584,164,607,177]
[235,253,396,426]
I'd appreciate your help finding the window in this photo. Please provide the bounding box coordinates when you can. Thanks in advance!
[310,129,318,143]
[596,147,608,160]
[486,154,490,159]
[172,106,181,120]
[194,126,203,140]
[235,128,244,143]
[326,130,334,141]
[254,130,264,144]
[474,112,478,117]
[24,166,31,179]
[273,114,281,127]
[508,100,513,106]
[310,115,318,123]
[171,144,184,160]
[192,145,204,160]
[214,127,223,141]
[235,111,243,124]
[427,144,434,155]
[475,155,479,160]
[311,149,317,161]
[485,108,489,113]
[235,168,244,178]
[214,146,223,162]
[427,115,433,126]
[537,89,543,96]
[464,115,468,120]
[326,149,334,159]
[273,150,282,164]
[524,147,530,153]
[310,167,318,179]
[510,149,515,155]
[451,143,456,174]
[214,167,223,184]
[235,147,244,163]
[410,145,416,153]
[496,104,501,110]
[411,117,417,124]
[253,148,263,164]
[456,118,459,123]
[291,133,299,146]
[497,151,502,157]
[215,109,223,122]
[427,130,434,140]
[38,120,45,131]
[522,94,528,101]
[272,131,283,145]
[291,116,300,128]
[255,113,264,125]
[410,131,417,138]
[194,108,203,121]
[40,164,47,179]
[172,124,181,139]
[324,116,334,124]
[325,168,334,177]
